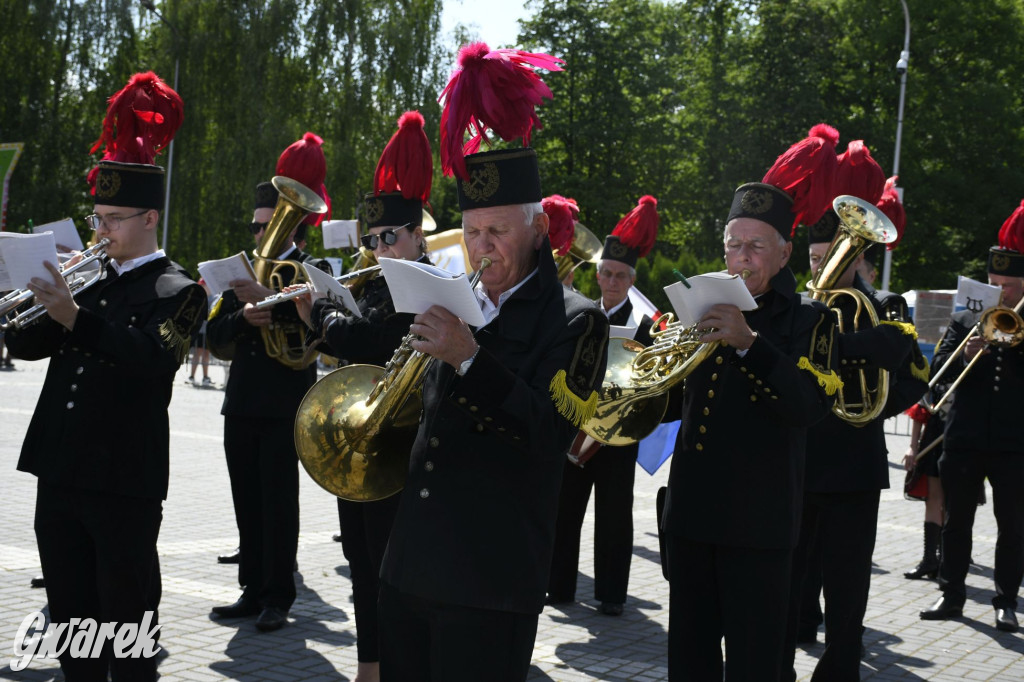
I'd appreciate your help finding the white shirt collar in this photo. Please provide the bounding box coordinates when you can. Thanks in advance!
[111,249,165,276]
[474,268,539,328]
[600,297,629,319]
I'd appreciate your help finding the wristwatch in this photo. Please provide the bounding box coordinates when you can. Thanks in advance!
[457,344,480,376]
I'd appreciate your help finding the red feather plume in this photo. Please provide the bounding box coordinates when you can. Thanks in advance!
[612,195,659,258]
[762,123,840,236]
[373,110,432,201]
[276,132,331,226]
[542,194,579,256]
[440,42,564,180]
[836,140,885,205]
[998,198,1024,253]
[89,71,183,164]
[876,176,906,251]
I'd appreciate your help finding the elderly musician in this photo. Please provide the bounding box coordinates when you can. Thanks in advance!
[376,43,609,681]
[920,199,1024,633]
[5,73,206,680]
[207,133,333,632]
[662,125,842,682]
[547,195,658,616]
[781,152,928,681]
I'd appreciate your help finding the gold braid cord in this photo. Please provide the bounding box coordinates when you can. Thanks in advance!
[880,319,918,339]
[549,369,599,427]
[797,356,844,396]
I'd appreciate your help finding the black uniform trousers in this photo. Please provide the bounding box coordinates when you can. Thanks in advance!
[548,446,637,604]
[34,480,162,681]
[939,450,1024,609]
[667,535,792,682]
[224,415,299,609]
[337,494,400,662]
[781,490,880,682]
[378,581,538,682]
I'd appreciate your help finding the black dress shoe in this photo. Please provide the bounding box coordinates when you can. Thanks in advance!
[255,607,288,632]
[211,596,260,619]
[599,602,624,616]
[995,607,1019,632]
[217,547,240,564]
[920,595,964,620]
[332,533,343,542]
[30,576,45,589]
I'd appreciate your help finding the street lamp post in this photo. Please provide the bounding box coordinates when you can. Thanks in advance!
[140,1,179,253]
[883,0,910,292]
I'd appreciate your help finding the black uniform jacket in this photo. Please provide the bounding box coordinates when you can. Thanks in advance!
[6,257,206,500]
[804,275,927,492]
[662,267,838,550]
[206,248,330,419]
[934,308,1024,454]
[380,244,609,615]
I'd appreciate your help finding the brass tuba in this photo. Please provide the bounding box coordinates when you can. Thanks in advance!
[554,222,603,283]
[254,176,327,369]
[806,195,897,426]
[294,259,491,501]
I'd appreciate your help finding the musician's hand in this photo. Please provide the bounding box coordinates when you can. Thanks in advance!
[231,278,275,304]
[903,448,917,472]
[698,304,757,350]
[26,261,79,330]
[282,284,314,327]
[242,302,273,327]
[963,335,986,361]
[409,305,477,369]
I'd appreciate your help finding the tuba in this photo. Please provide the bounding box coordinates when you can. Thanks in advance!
[554,222,603,283]
[806,195,897,425]
[294,259,491,501]
[254,176,327,369]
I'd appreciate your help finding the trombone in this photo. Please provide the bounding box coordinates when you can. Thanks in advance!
[254,263,382,310]
[0,238,110,331]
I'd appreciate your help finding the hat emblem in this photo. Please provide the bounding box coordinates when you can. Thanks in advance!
[741,188,773,215]
[606,240,629,258]
[992,252,1010,272]
[364,197,385,223]
[95,170,121,199]
[464,162,500,202]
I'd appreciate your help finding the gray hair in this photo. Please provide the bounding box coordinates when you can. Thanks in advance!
[597,260,636,278]
[520,201,544,226]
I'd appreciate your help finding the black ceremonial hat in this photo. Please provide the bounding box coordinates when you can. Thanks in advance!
[361,192,423,231]
[254,181,278,209]
[726,183,795,239]
[456,148,542,211]
[92,161,164,210]
[989,200,1024,277]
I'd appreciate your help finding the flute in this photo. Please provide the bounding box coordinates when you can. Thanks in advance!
[254,264,382,310]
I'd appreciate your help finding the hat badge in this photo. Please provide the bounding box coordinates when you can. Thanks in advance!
[364,197,385,224]
[992,252,1011,272]
[464,162,500,202]
[95,170,121,199]
[741,188,773,215]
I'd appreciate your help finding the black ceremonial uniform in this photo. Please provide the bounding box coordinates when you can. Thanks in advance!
[548,299,654,607]
[662,267,838,682]
[306,260,424,663]
[933,308,1024,611]
[7,257,206,680]
[782,276,926,682]
[379,245,608,678]
[206,247,330,611]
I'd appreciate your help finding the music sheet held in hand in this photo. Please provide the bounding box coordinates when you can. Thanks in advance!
[303,262,362,318]
[0,232,58,291]
[378,258,486,327]
[197,252,257,296]
[663,272,757,327]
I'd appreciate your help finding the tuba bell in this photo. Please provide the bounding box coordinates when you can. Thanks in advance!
[806,195,897,426]
[554,222,602,283]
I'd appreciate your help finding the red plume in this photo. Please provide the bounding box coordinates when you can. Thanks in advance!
[998,198,1024,253]
[876,176,906,251]
[440,42,564,180]
[542,194,579,256]
[276,132,331,226]
[836,140,885,205]
[612,195,659,258]
[373,110,432,201]
[762,123,840,236]
[89,71,183,164]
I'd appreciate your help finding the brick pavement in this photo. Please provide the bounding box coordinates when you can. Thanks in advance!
[1,358,1022,680]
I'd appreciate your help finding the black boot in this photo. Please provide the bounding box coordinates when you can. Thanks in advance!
[904,521,941,580]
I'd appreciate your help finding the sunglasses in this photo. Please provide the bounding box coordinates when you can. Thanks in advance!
[248,221,269,235]
[360,224,413,250]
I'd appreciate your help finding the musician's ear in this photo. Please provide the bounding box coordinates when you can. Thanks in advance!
[532,211,549,249]
[780,240,792,266]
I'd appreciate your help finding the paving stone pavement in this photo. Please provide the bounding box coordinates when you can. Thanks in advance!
[1,358,1022,681]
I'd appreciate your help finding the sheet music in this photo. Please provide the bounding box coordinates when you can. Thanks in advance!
[609,325,638,340]
[663,271,756,327]
[33,218,84,252]
[197,252,257,296]
[0,231,58,291]
[379,257,485,327]
[322,220,360,250]
[955,275,1001,314]
[303,262,362,318]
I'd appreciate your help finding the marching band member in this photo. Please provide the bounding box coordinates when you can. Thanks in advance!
[662,125,841,682]
[376,43,609,681]
[547,195,658,616]
[920,199,1024,633]
[207,134,333,632]
[6,72,206,680]
[781,152,927,681]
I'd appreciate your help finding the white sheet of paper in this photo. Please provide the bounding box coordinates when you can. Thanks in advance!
[609,325,638,340]
[322,220,360,249]
[663,271,757,327]
[379,257,485,327]
[0,232,58,290]
[197,252,257,296]
[955,275,1001,314]
[303,262,362,319]
[627,286,658,326]
[33,218,84,252]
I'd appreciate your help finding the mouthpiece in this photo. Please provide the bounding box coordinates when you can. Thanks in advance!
[740,269,752,280]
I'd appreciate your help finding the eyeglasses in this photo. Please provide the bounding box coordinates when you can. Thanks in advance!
[86,210,149,232]
[360,225,412,250]
[248,221,269,235]
[598,269,633,282]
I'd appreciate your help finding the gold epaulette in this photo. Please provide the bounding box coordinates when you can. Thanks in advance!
[549,369,599,427]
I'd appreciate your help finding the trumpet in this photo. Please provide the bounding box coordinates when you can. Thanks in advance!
[254,264,383,310]
[0,238,110,331]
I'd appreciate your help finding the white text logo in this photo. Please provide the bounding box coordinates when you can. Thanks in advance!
[10,611,161,671]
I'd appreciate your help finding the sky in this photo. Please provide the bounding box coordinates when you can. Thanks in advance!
[440,0,531,49]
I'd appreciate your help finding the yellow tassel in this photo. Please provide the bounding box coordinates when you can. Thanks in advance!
[880,320,918,339]
[160,319,191,364]
[208,294,223,321]
[797,356,844,396]
[549,369,599,427]
[911,355,931,382]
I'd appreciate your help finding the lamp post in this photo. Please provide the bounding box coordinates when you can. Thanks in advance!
[140,0,179,253]
[882,0,910,292]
